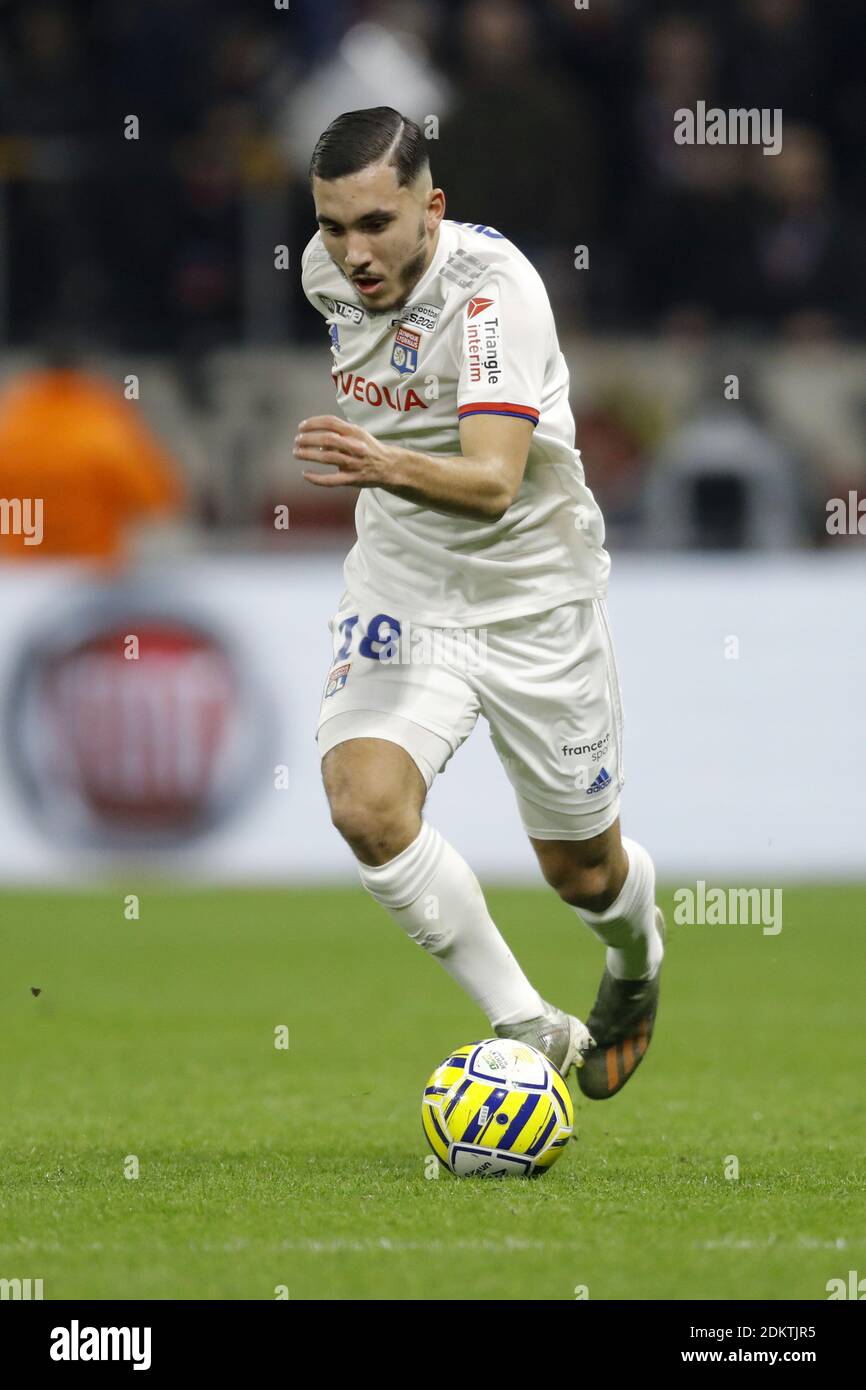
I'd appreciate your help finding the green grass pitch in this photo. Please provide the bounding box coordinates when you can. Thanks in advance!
[1,884,863,1301]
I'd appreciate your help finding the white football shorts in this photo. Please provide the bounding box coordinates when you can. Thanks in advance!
[316,589,624,840]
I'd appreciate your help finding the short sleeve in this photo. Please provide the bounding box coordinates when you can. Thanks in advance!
[300,233,331,318]
[455,265,548,428]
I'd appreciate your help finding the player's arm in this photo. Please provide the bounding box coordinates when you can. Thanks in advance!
[293,411,532,522]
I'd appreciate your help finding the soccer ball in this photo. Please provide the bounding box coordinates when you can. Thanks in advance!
[421,1038,574,1177]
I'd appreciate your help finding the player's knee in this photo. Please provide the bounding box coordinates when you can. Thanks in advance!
[541,850,620,911]
[327,787,418,864]
[322,740,426,863]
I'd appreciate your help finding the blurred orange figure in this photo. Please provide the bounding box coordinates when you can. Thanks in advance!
[0,367,184,564]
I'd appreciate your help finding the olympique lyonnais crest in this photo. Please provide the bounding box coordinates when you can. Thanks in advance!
[324,662,350,699]
[390,325,420,375]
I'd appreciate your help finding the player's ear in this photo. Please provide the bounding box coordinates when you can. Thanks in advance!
[425,187,446,228]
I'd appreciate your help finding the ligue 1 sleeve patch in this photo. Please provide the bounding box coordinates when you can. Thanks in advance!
[324,662,351,698]
[390,326,420,375]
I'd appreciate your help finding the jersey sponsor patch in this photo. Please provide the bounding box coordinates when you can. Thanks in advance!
[560,732,611,759]
[390,326,420,375]
[332,369,428,413]
[324,662,351,698]
[467,295,495,319]
[465,301,502,386]
[390,302,442,334]
[318,294,365,325]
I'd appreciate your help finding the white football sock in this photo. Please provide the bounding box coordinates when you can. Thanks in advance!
[357,821,545,1028]
[575,836,663,981]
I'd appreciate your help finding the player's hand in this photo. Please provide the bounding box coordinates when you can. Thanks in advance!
[293,415,396,488]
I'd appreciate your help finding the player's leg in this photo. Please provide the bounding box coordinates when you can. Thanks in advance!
[321,733,425,865]
[477,598,664,1096]
[529,820,665,1100]
[320,727,554,1030]
[316,580,575,1039]
[529,817,662,984]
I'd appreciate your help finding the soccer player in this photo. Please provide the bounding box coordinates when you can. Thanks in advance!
[295,108,664,1098]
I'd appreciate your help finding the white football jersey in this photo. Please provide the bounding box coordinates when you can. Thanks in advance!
[301,218,609,626]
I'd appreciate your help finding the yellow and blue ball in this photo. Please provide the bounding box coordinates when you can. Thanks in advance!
[422,1038,574,1177]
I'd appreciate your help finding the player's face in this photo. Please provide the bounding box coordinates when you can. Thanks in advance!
[313,163,444,313]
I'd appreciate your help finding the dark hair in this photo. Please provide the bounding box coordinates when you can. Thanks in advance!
[309,107,429,186]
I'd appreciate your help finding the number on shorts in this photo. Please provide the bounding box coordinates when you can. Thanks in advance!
[358,613,401,661]
[336,614,359,660]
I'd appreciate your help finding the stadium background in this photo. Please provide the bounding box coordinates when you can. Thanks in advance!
[0,0,863,1304]
[0,0,863,881]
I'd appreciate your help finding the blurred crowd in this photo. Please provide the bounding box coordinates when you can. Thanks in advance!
[0,0,863,560]
[0,0,864,351]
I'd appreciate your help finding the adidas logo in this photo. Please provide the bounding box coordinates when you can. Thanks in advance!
[586,767,612,795]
